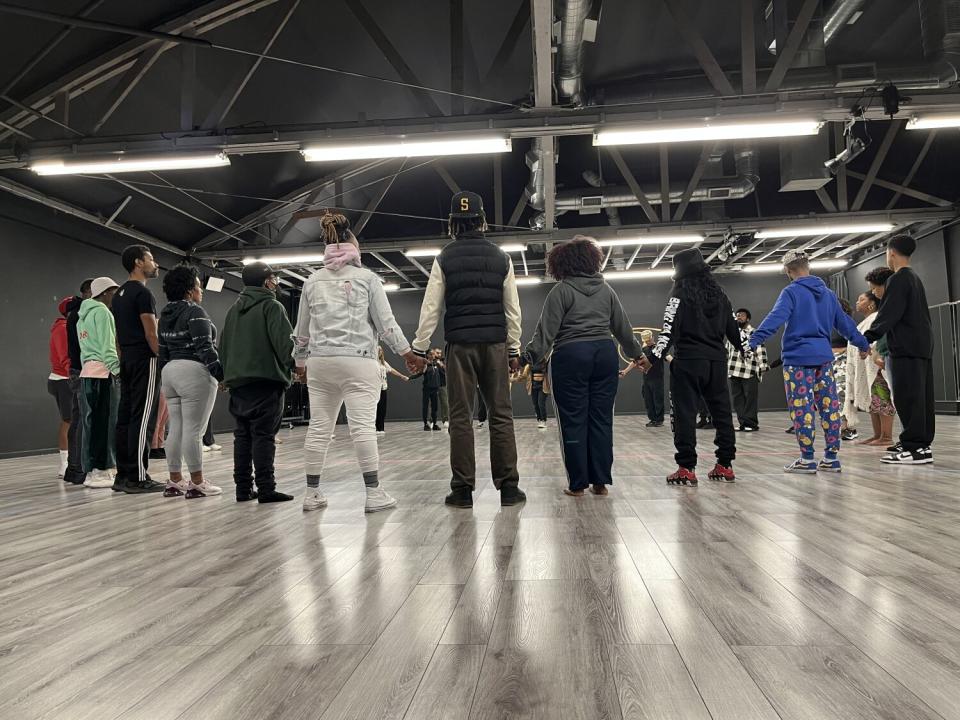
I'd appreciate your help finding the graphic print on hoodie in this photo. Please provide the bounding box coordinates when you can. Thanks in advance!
[651,286,747,362]
[749,275,868,366]
[158,300,223,381]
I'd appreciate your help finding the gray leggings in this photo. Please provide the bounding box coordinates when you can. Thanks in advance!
[161,360,218,473]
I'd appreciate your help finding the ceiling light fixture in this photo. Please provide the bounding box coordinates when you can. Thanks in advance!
[602,269,675,281]
[593,119,822,147]
[907,114,960,130]
[382,283,400,292]
[404,243,526,257]
[755,223,894,239]
[597,234,702,247]
[31,153,231,176]
[742,259,849,273]
[515,276,543,286]
[242,254,326,266]
[302,137,511,162]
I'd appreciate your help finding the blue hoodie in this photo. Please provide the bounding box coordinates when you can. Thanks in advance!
[750,275,868,366]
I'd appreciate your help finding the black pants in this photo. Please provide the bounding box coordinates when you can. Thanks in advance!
[531,382,547,421]
[81,377,118,472]
[116,355,160,483]
[476,391,487,422]
[203,422,215,447]
[642,375,665,422]
[229,380,285,493]
[551,339,619,490]
[671,358,735,470]
[422,389,439,425]
[730,375,760,429]
[376,389,388,431]
[64,372,86,482]
[890,356,935,451]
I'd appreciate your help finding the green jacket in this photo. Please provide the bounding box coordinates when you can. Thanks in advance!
[219,288,295,389]
[77,298,120,375]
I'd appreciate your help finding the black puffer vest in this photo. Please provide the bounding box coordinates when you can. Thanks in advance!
[437,232,509,344]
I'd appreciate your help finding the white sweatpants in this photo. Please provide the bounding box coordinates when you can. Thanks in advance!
[304,356,380,478]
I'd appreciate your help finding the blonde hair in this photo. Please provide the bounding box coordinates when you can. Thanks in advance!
[640,330,653,342]
[320,211,357,246]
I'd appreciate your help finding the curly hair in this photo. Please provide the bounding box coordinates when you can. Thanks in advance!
[319,211,356,245]
[671,266,726,308]
[865,266,894,287]
[163,265,199,302]
[546,236,603,280]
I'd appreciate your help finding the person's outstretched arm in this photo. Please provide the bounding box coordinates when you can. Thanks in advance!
[525,285,567,368]
[367,276,412,358]
[863,272,906,343]
[503,260,522,363]
[610,290,642,360]
[750,289,793,348]
[412,261,445,360]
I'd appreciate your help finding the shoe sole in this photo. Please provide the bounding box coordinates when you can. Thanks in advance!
[500,499,525,506]
[880,457,933,465]
[84,483,114,489]
[302,504,327,511]
[123,486,166,494]
[365,501,397,513]
[784,468,818,474]
[708,475,736,482]
[666,478,698,486]
[185,491,222,499]
[818,466,843,473]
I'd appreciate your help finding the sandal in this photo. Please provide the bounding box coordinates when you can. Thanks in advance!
[589,485,609,495]
[563,488,585,497]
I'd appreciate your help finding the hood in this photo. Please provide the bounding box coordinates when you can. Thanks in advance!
[792,275,828,298]
[236,287,277,314]
[161,300,195,326]
[78,297,106,320]
[563,274,605,296]
[58,296,76,317]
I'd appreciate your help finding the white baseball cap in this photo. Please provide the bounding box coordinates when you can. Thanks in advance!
[90,276,120,298]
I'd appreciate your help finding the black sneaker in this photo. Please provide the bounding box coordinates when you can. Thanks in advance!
[742,425,758,432]
[880,449,932,465]
[124,478,166,494]
[236,489,259,502]
[258,490,294,503]
[149,448,166,459]
[785,426,795,434]
[445,488,473,508]
[500,487,526,506]
[432,424,441,431]
[423,424,431,431]
[111,474,129,492]
[887,441,902,453]
[841,429,859,441]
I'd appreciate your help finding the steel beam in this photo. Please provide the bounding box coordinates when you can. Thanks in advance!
[180,41,197,131]
[725,235,766,264]
[92,42,169,134]
[356,162,404,236]
[343,0,443,117]
[815,187,838,213]
[834,122,848,212]
[531,0,553,108]
[202,0,301,129]
[508,191,528,228]
[740,0,757,94]
[369,251,420,288]
[275,185,326,243]
[434,162,460,194]
[450,0,464,115]
[846,170,953,208]
[661,0,736,96]
[0,175,184,255]
[606,148,660,224]
[852,120,902,211]
[659,145,670,222]
[651,243,672,268]
[407,256,432,278]
[673,144,712,221]
[104,195,131,226]
[808,232,860,258]
[886,130,937,210]
[764,0,820,92]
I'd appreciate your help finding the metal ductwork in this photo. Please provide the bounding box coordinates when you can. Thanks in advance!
[919,0,960,80]
[525,137,551,213]
[581,169,621,225]
[557,0,592,105]
[553,148,758,215]
[823,0,867,45]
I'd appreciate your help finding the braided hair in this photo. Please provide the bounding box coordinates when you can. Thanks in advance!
[319,211,356,245]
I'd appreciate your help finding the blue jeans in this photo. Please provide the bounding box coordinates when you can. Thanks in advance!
[550,340,619,490]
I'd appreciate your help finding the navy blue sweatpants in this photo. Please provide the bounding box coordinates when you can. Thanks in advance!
[550,339,619,490]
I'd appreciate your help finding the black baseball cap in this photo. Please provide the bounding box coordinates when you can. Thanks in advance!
[450,191,484,218]
[242,261,276,287]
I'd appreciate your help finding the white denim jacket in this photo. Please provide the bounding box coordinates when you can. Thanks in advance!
[293,264,410,365]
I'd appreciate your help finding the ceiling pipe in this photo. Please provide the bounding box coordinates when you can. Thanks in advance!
[557,0,592,106]
[823,0,868,45]
[918,0,960,81]
[582,169,621,225]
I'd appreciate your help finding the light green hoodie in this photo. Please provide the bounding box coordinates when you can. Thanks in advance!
[78,298,120,375]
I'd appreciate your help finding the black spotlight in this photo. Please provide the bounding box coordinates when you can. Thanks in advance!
[882,84,909,118]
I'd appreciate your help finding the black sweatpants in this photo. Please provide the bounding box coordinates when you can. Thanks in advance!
[730,375,760,429]
[229,380,286,494]
[671,358,735,470]
[642,375,665,423]
[64,372,86,482]
[531,382,547,421]
[551,339,619,490]
[422,389,439,426]
[890,356,935,451]
[376,389,388,432]
[81,377,118,472]
[116,355,160,483]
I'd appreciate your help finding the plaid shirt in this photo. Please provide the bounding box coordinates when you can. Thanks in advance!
[727,325,769,380]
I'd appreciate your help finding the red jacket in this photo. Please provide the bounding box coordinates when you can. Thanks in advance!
[49,297,71,376]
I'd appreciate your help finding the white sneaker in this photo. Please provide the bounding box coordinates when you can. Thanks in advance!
[185,481,222,498]
[537,420,546,429]
[163,478,190,497]
[302,490,328,511]
[365,485,397,513]
[84,469,114,488]
[202,445,211,453]
[443,421,449,428]
[376,430,386,436]
[209,443,222,451]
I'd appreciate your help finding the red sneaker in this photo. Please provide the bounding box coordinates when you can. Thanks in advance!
[707,464,736,483]
[666,467,698,486]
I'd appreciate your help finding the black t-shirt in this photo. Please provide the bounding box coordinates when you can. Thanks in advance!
[642,345,664,380]
[112,280,157,360]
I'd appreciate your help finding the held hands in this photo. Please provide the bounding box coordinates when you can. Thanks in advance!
[509,356,521,373]
[873,356,885,369]
[635,355,653,373]
[404,351,426,374]
[293,367,306,384]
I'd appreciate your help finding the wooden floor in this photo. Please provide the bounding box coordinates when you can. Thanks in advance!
[3,413,960,719]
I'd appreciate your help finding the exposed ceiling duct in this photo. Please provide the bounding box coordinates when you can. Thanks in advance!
[919,0,960,79]
[823,0,868,45]
[557,0,592,105]
[581,169,621,225]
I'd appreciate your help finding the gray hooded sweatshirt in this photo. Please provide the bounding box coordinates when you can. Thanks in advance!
[525,274,641,367]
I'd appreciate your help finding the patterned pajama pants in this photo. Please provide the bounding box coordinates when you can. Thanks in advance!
[784,362,842,461]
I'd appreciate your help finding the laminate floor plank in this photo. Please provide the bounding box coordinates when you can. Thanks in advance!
[400,644,486,720]
[611,644,712,720]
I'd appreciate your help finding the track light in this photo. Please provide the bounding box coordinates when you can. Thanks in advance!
[596,234,702,247]
[755,223,894,239]
[603,269,675,281]
[824,108,871,174]
[907,114,960,130]
[31,152,231,176]
[593,119,822,147]
[302,137,511,162]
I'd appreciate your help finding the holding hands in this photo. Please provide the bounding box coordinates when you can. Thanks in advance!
[405,351,426,374]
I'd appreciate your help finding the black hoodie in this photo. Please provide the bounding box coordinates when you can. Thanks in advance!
[65,295,84,373]
[158,300,223,381]
[652,286,745,362]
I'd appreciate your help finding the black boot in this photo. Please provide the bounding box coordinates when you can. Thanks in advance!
[258,489,294,503]
[500,486,527,506]
[445,488,473,508]
[236,489,259,502]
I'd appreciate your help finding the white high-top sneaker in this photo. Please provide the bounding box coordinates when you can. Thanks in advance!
[302,490,328,511]
[364,485,397,513]
[84,469,114,488]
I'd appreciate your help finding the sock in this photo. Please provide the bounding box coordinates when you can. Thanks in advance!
[59,450,68,467]
[363,471,379,488]
[306,474,320,488]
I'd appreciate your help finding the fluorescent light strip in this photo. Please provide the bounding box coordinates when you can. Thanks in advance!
[515,277,543,286]
[405,243,526,257]
[31,153,230,176]
[755,223,894,239]
[594,119,822,147]
[242,254,326,265]
[597,234,702,247]
[603,269,675,281]
[382,283,400,292]
[742,259,849,273]
[303,137,511,162]
[907,115,960,130]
